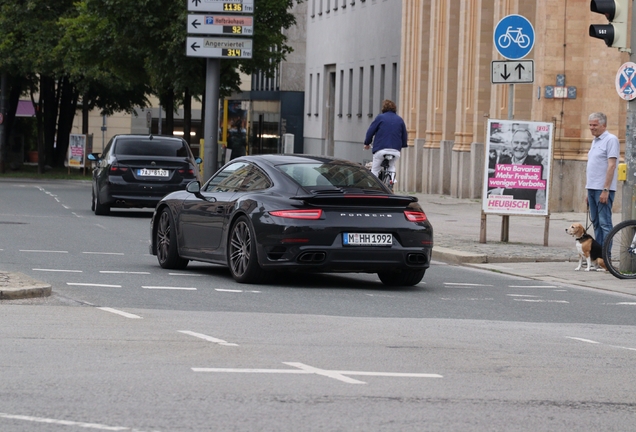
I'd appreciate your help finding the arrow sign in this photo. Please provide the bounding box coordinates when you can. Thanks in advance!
[188,0,254,13]
[187,14,254,35]
[186,37,253,58]
[491,60,534,84]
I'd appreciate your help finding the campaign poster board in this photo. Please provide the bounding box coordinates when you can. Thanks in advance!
[65,134,86,169]
[482,119,553,216]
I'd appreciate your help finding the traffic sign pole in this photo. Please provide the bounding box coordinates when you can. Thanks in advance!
[203,58,220,181]
[626,10,636,221]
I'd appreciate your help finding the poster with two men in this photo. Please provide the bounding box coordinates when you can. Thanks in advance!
[483,119,553,216]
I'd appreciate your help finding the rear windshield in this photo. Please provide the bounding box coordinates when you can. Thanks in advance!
[277,162,383,190]
[114,139,190,157]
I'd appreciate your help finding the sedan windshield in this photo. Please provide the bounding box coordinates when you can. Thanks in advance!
[277,162,384,190]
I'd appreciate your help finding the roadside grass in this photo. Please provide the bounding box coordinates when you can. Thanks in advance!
[0,163,91,180]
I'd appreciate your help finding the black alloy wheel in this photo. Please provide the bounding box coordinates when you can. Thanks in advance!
[93,187,110,216]
[156,208,189,270]
[228,215,269,283]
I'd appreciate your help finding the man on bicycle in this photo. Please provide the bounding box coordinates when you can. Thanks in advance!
[363,99,408,179]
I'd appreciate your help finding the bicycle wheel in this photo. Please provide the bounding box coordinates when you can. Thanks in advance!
[603,219,636,279]
[380,169,394,191]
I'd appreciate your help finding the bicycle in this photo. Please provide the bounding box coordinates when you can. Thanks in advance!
[497,26,531,49]
[377,154,396,191]
[602,219,636,279]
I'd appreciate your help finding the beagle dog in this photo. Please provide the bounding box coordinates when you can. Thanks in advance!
[565,223,607,272]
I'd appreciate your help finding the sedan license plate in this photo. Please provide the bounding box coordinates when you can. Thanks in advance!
[343,233,392,246]
[138,168,169,177]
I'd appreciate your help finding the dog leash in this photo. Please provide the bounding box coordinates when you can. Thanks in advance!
[585,202,593,232]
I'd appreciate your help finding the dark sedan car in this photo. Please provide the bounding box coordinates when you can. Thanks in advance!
[88,134,201,215]
[149,154,433,286]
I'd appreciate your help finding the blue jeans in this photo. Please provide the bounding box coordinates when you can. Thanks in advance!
[587,189,615,246]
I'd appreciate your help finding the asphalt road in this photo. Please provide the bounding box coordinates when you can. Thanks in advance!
[1,179,636,431]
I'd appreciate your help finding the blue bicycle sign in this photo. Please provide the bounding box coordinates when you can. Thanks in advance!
[494,15,535,60]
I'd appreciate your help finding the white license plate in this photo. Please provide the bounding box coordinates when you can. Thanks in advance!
[343,233,392,246]
[138,168,169,177]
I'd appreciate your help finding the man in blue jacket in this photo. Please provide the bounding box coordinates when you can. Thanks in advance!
[364,99,408,178]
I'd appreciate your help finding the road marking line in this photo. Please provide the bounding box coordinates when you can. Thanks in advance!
[506,294,538,297]
[142,286,197,290]
[566,337,599,344]
[83,252,125,255]
[193,362,443,385]
[169,272,204,276]
[97,307,142,319]
[179,330,238,346]
[20,250,68,253]
[216,289,243,292]
[508,285,557,288]
[444,283,492,287]
[67,283,122,288]
[0,412,148,431]
[514,299,569,303]
[100,271,150,275]
[617,302,636,305]
[33,268,82,273]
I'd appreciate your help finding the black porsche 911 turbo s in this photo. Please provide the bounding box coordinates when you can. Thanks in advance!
[149,154,434,286]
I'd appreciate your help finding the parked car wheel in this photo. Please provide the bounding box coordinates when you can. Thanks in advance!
[228,216,268,283]
[377,269,425,287]
[156,208,189,269]
[94,191,110,216]
[91,189,95,212]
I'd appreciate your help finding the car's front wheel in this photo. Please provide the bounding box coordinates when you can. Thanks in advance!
[377,269,425,287]
[156,208,189,270]
[228,215,269,284]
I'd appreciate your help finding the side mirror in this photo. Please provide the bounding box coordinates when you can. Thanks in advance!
[87,153,100,161]
[186,180,215,202]
[195,157,202,164]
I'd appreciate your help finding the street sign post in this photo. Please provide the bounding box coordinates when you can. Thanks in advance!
[187,14,253,35]
[491,60,534,84]
[493,14,535,60]
[187,37,253,58]
[188,0,254,13]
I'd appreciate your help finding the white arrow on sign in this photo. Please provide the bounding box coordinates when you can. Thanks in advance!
[187,14,254,35]
[491,60,534,84]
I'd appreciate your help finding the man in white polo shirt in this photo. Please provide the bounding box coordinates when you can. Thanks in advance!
[586,112,619,246]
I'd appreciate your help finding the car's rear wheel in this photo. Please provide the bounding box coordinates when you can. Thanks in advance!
[91,189,95,211]
[377,269,425,286]
[93,190,110,216]
[156,208,189,269]
[228,215,269,284]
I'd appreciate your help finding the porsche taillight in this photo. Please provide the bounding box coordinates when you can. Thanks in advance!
[269,209,323,220]
[404,211,427,222]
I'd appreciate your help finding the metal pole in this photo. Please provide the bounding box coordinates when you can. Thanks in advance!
[500,83,515,242]
[626,3,636,221]
[203,58,220,182]
[0,73,6,173]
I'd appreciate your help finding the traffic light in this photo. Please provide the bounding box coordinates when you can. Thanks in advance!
[589,0,629,49]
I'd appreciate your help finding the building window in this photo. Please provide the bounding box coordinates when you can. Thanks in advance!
[357,67,364,118]
[315,73,320,116]
[391,63,397,102]
[368,65,374,117]
[379,64,385,109]
[307,74,313,116]
[338,70,344,117]
[347,68,353,117]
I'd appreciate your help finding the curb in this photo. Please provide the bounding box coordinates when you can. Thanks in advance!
[432,247,488,264]
[0,271,52,300]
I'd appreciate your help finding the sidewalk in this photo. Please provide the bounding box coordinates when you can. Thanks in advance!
[1,193,633,299]
[413,193,635,296]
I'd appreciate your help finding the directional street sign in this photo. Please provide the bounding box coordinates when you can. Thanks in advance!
[187,14,253,35]
[188,0,254,13]
[491,60,534,84]
[186,37,253,58]
[493,14,535,60]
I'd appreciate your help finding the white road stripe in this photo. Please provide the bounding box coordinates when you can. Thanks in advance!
[216,289,243,292]
[83,252,125,255]
[0,412,145,431]
[508,285,557,288]
[100,271,150,275]
[566,337,599,344]
[506,294,538,297]
[142,286,197,290]
[67,283,122,288]
[169,272,204,276]
[617,302,636,305]
[444,283,492,287]
[33,268,82,273]
[179,330,238,346]
[514,299,569,303]
[97,307,142,319]
[20,250,68,253]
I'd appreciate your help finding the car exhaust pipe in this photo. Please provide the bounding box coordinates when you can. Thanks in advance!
[406,253,427,265]
[298,251,326,263]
